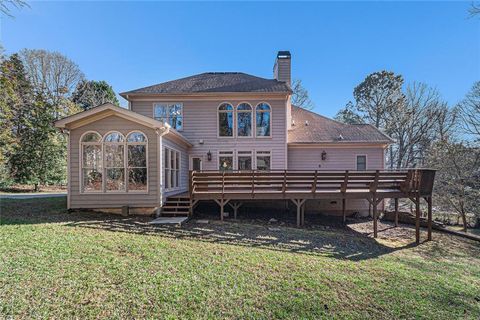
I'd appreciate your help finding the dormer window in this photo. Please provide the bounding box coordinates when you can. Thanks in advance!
[154,103,183,131]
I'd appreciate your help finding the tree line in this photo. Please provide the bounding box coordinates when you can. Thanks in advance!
[333,71,479,231]
[0,48,118,191]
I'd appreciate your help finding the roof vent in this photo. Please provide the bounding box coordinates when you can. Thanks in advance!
[338,134,344,140]
[305,120,309,126]
[292,120,295,126]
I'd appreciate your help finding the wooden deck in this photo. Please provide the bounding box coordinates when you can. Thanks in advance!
[189,169,436,243]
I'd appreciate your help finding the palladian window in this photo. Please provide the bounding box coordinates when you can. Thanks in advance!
[81,132,102,192]
[256,103,271,137]
[104,132,125,191]
[237,103,252,137]
[218,103,234,137]
[127,132,148,191]
[80,131,148,193]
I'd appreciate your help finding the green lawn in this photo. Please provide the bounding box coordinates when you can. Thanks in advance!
[1,198,479,319]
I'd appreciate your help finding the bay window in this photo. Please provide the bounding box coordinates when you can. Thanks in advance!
[104,132,125,192]
[81,132,103,192]
[154,103,183,130]
[127,132,148,191]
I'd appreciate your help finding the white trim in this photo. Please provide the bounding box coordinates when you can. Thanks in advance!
[355,154,368,171]
[217,102,235,139]
[55,103,167,130]
[255,102,272,138]
[79,131,103,194]
[66,130,71,209]
[152,102,184,132]
[163,145,182,192]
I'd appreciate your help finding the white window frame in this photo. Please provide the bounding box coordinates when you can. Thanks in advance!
[80,131,103,193]
[217,102,235,138]
[153,103,184,131]
[255,150,272,171]
[237,150,253,171]
[356,154,368,171]
[164,146,181,191]
[126,131,149,193]
[104,131,127,193]
[218,150,234,171]
[255,102,272,138]
[79,130,149,194]
[236,102,253,138]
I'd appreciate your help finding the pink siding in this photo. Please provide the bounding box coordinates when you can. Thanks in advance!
[130,97,288,170]
[287,146,385,170]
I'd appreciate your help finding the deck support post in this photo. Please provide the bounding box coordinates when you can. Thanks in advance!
[228,202,242,220]
[214,199,230,221]
[291,199,306,227]
[426,196,432,241]
[415,195,421,244]
[373,198,378,238]
[394,198,399,227]
[342,198,346,224]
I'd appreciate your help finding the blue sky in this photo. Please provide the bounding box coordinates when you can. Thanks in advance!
[2,1,479,117]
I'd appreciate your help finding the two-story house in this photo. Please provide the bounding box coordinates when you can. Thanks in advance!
[55,51,393,219]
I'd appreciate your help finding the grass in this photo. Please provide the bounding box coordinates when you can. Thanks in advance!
[1,198,479,319]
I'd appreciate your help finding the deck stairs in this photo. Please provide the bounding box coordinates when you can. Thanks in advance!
[160,194,191,216]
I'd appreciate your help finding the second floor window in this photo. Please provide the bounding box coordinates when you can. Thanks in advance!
[256,103,271,137]
[237,103,252,137]
[356,155,367,171]
[154,103,183,131]
[218,103,234,137]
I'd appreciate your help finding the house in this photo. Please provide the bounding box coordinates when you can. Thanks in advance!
[55,51,398,219]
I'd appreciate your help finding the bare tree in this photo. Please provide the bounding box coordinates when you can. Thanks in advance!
[291,79,314,110]
[458,81,480,141]
[0,0,28,17]
[427,141,480,232]
[19,49,84,117]
[469,2,480,17]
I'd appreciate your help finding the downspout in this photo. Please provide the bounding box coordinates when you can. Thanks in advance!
[156,125,170,217]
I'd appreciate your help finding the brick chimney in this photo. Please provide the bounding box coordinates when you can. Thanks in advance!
[273,51,291,86]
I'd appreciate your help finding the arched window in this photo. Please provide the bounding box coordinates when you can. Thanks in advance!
[237,103,252,137]
[104,131,125,191]
[81,132,102,192]
[127,132,148,191]
[256,103,271,137]
[218,103,234,137]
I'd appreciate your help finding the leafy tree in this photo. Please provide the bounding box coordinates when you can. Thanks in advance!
[291,79,314,110]
[334,101,364,124]
[427,141,480,231]
[72,79,119,111]
[458,81,480,141]
[353,71,404,128]
[0,53,33,186]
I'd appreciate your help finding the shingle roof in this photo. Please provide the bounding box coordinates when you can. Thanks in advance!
[288,106,393,144]
[120,72,291,96]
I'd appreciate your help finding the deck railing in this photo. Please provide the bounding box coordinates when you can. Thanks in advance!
[189,169,435,200]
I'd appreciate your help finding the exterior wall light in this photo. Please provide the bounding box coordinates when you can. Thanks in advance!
[321,150,327,161]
